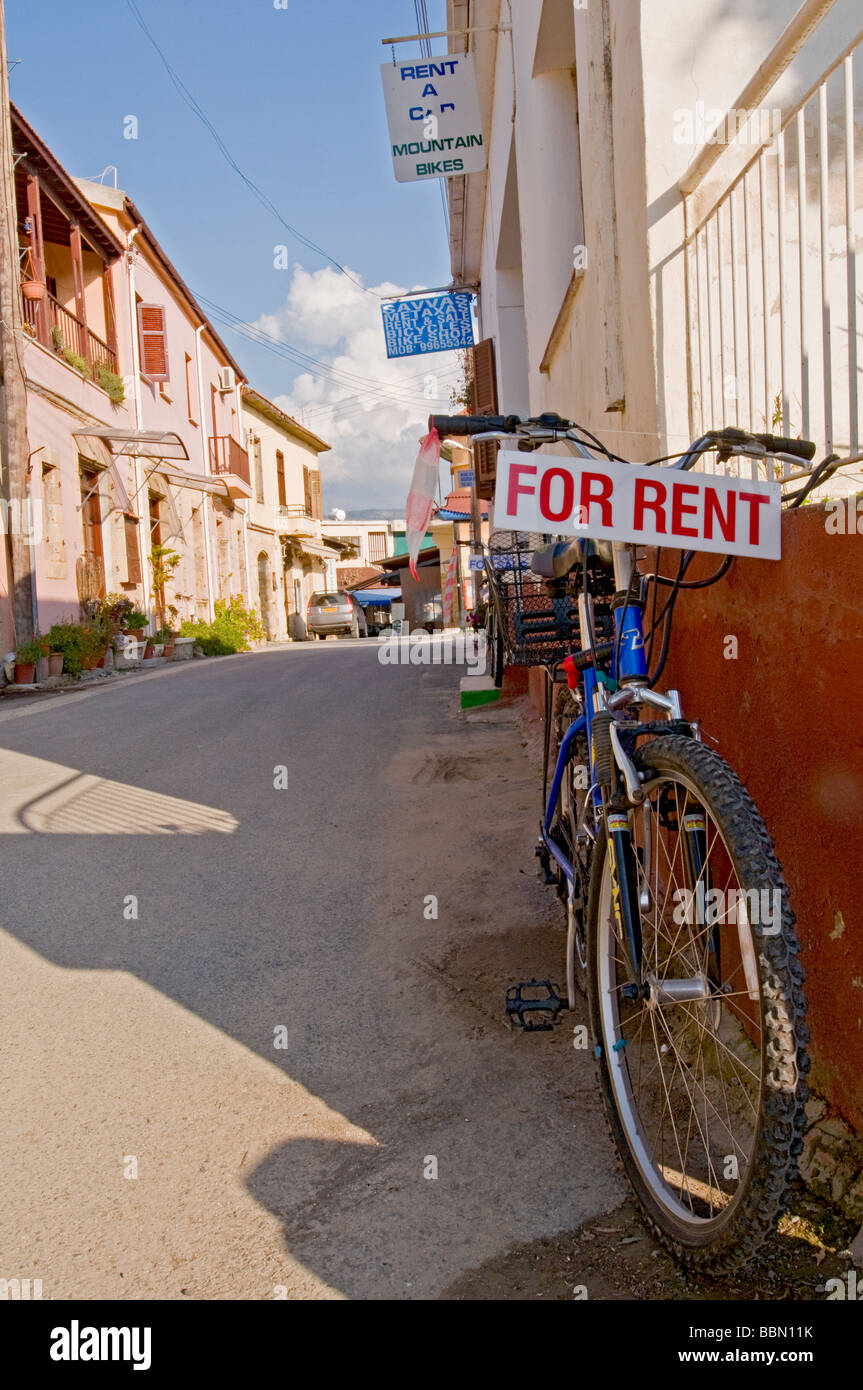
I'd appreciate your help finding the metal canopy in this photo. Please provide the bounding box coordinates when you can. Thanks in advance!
[74,429,191,463]
[73,430,232,505]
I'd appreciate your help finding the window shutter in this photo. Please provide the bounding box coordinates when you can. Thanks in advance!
[309,470,323,520]
[472,338,499,500]
[124,515,142,586]
[137,303,170,382]
[303,464,313,516]
[276,451,287,508]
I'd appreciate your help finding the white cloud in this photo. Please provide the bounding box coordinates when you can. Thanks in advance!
[252,265,461,512]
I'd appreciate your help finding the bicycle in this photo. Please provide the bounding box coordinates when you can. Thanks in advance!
[430,411,841,1273]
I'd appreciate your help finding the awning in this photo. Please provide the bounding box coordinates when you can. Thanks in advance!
[352,587,400,606]
[73,428,233,513]
[289,538,342,562]
[147,461,233,499]
[74,432,116,468]
[75,428,190,463]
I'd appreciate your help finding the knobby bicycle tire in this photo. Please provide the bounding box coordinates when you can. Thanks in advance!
[586,733,809,1274]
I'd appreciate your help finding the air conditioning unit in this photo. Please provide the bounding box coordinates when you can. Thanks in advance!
[217,367,236,393]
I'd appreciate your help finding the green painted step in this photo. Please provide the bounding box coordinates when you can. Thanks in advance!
[460,676,501,709]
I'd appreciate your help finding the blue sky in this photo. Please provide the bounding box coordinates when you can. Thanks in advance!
[7,0,458,509]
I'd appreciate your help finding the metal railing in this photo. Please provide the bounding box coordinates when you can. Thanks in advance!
[685,28,862,467]
[209,435,251,487]
[23,291,118,376]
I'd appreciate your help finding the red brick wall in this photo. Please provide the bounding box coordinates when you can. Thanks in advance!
[657,502,863,1129]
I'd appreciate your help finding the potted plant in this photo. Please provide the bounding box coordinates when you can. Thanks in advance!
[48,650,64,677]
[14,635,45,684]
[150,545,180,635]
[121,607,148,642]
[153,624,175,660]
[20,247,45,301]
[81,618,110,671]
[47,622,88,679]
[100,592,132,636]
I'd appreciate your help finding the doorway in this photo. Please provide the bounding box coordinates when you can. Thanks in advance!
[79,464,106,600]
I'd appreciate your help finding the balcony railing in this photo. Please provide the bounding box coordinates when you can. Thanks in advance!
[684,28,863,465]
[280,503,312,518]
[209,435,251,487]
[23,290,118,376]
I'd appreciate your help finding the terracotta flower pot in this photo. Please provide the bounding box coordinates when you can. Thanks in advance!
[14,661,36,683]
[22,280,45,302]
[162,641,176,660]
[126,627,145,642]
[48,653,64,677]
[144,642,156,659]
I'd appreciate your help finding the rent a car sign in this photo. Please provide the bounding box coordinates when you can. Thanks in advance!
[494,452,782,560]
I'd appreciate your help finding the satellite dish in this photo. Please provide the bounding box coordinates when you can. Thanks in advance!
[331,508,347,521]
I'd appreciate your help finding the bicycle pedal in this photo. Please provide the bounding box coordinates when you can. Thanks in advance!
[506,978,565,1031]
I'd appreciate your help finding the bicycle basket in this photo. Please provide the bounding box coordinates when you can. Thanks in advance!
[485,531,581,667]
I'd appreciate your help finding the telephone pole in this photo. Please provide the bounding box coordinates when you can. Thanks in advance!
[0,0,35,646]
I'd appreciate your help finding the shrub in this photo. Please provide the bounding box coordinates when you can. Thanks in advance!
[47,622,88,678]
[123,607,148,631]
[63,347,92,379]
[96,366,125,404]
[50,325,64,353]
[98,593,134,628]
[179,596,265,656]
[16,636,46,664]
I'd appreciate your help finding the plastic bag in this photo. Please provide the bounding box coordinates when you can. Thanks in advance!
[405,427,440,580]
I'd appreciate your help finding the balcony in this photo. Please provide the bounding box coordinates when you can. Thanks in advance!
[277,504,317,538]
[209,435,252,497]
[23,290,118,377]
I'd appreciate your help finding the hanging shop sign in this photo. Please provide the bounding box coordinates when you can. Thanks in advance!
[380,54,486,183]
[381,291,475,358]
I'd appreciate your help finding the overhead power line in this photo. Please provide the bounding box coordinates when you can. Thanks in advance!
[124,0,384,299]
[195,291,457,414]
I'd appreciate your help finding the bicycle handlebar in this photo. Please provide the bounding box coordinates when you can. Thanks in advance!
[430,414,818,464]
[709,427,816,461]
[429,412,573,437]
[430,414,511,436]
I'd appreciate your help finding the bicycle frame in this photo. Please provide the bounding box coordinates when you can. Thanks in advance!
[470,422,818,1004]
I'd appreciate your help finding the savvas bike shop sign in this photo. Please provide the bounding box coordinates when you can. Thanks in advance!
[380,54,486,183]
[381,292,475,358]
[495,452,782,559]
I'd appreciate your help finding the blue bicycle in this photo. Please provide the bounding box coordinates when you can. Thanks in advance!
[431,412,837,1273]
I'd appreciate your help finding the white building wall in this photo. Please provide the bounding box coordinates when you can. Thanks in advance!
[451,0,862,469]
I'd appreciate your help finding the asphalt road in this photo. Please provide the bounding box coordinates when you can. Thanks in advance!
[0,640,623,1300]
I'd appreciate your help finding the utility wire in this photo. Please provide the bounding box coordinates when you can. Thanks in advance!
[415,0,450,237]
[197,292,455,407]
[124,0,384,299]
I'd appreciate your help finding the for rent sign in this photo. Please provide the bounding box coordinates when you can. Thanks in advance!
[494,452,782,560]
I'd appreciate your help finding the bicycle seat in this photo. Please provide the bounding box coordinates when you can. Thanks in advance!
[531,538,613,578]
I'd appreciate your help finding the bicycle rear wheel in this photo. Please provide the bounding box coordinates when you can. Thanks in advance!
[587,733,809,1273]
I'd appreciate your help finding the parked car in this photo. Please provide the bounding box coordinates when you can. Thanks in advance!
[306,591,368,639]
